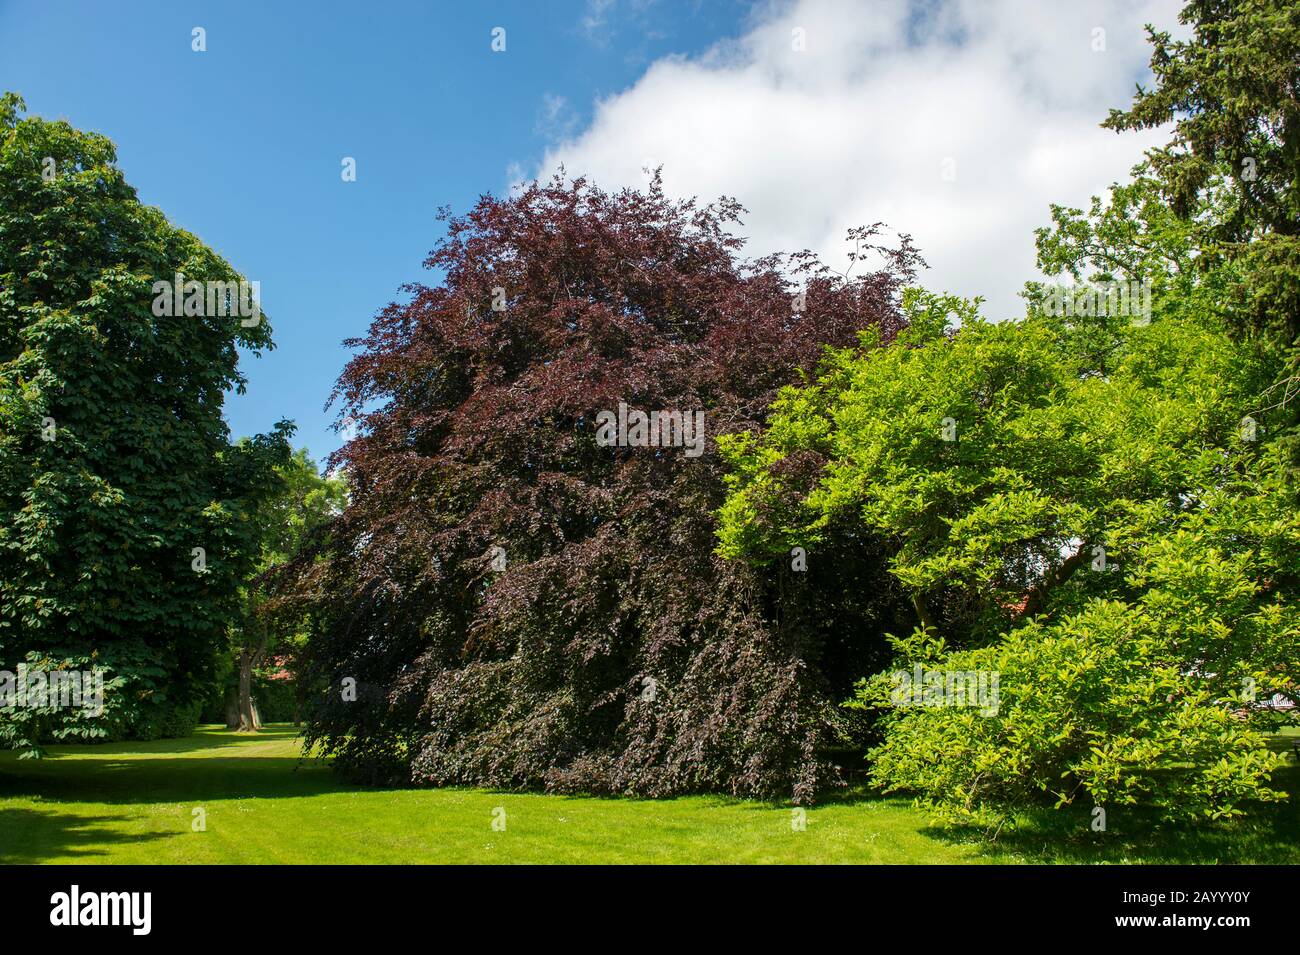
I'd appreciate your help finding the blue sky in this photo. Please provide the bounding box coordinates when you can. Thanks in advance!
[0,0,748,465]
[1,0,1179,468]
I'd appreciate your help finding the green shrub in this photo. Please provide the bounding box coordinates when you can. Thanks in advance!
[857,610,1287,828]
[128,699,202,742]
[855,468,1298,827]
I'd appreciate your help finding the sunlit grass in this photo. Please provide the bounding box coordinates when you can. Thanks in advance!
[1,725,1295,864]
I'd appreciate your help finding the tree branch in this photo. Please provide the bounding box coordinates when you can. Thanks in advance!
[1014,542,1092,624]
[912,592,937,634]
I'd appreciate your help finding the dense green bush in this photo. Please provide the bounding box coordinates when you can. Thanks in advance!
[853,461,1297,826]
[718,290,1297,824]
[128,699,203,743]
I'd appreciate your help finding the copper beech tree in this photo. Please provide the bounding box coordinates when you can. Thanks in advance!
[273,174,920,801]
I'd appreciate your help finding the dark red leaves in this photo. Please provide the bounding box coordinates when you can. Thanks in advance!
[291,172,917,800]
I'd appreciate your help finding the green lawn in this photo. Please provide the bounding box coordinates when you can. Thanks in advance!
[1,725,1297,864]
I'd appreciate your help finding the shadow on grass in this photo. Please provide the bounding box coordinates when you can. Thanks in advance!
[789,741,1300,863]
[4,725,1296,863]
[0,755,344,805]
[0,807,176,864]
[0,726,346,805]
[923,760,1300,865]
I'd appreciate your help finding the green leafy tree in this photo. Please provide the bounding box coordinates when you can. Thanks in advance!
[852,449,1297,828]
[721,289,1281,633]
[1103,0,1300,344]
[718,289,1296,825]
[1029,166,1246,324]
[0,92,285,751]
[228,447,346,732]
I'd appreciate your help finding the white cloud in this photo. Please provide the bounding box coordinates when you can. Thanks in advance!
[536,92,579,140]
[581,0,618,42]
[537,0,1186,320]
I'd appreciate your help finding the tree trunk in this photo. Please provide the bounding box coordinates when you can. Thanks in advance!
[224,690,240,730]
[237,649,261,732]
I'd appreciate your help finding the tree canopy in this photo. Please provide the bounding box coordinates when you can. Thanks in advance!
[715,0,1300,823]
[0,92,287,750]
[717,288,1297,824]
[276,173,922,801]
[1103,0,1300,344]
